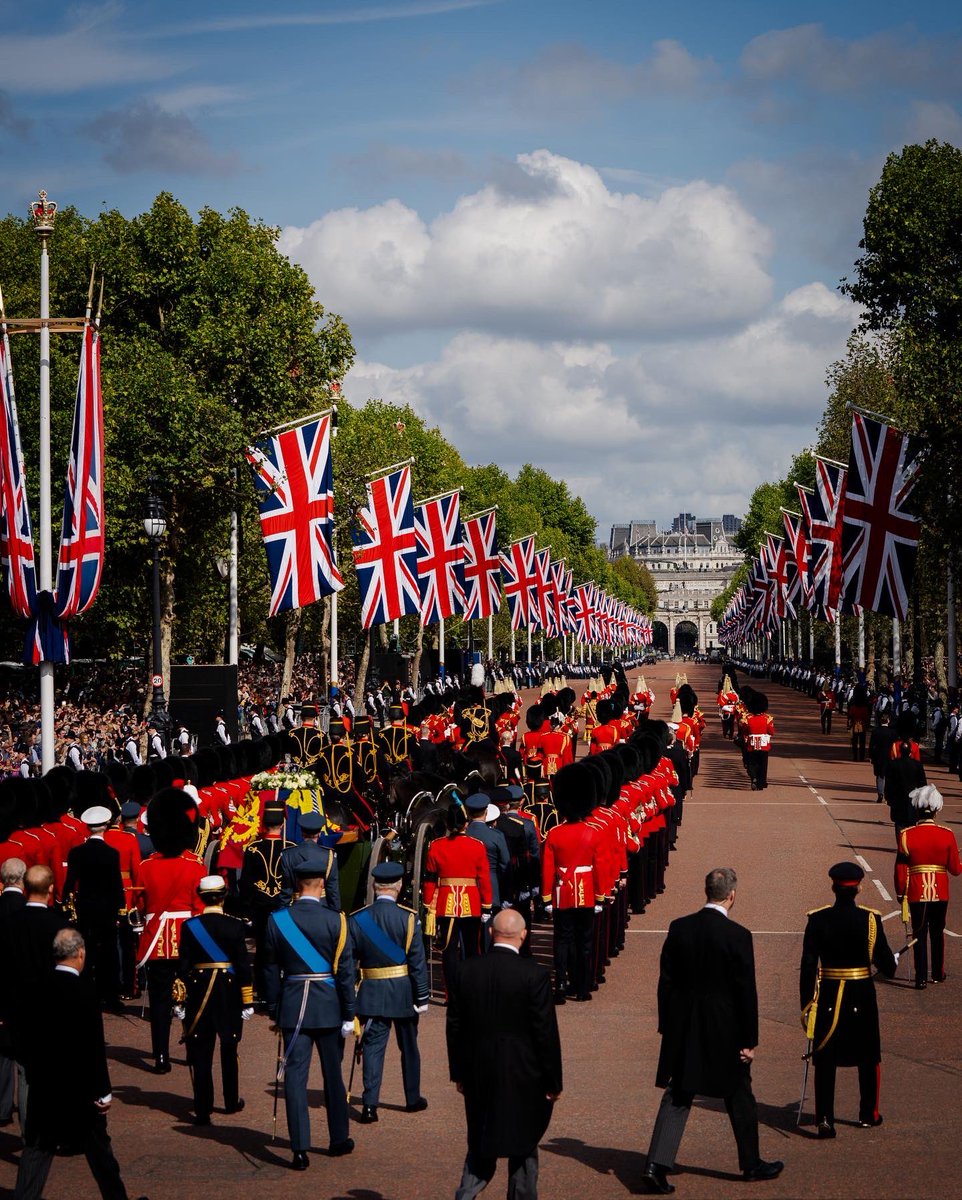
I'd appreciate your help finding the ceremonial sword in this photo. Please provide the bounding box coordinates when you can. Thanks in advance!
[347,1018,373,1105]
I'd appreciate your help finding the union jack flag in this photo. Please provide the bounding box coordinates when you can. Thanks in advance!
[0,334,37,621]
[796,485,834,622]
[54,325,105,620]
[552,560,572,634]
[246,414,343,617]
[767,533,794,621]
[500,536,536,630]
[462,510,501,620]
[532,549,555,635]
[782,507,811,612]
[415,491,467,625]
[841,412,921,621]
[352,465,420,629]
[807,458,847,612]
[570,582,593,644]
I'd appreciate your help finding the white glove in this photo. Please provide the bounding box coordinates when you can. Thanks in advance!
[501,901,513,909]
[414,1004,429,1015]
[340,1021,355,1038]
[481,912,492,924]
[532,887,540,898]
[893,951,900,966]
[173,1004,186,1022]
[241,1007,254,1021]
[543,904,553,915]
[593,905,603,914]
[518,890,531,902]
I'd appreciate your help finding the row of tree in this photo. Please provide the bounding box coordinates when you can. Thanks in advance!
[0,193,655,691]
[711,140,962,689]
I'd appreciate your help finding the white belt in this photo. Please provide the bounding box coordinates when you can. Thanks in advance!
[137,910,192,967]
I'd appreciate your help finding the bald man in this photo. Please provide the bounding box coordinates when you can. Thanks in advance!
[446,908,562,1199]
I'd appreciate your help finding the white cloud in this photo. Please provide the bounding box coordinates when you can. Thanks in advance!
[83,101,242,176]
[280,150,774,340]
[344,283,857,530]
[904,100,962,145]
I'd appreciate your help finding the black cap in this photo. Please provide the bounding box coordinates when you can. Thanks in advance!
[371,862,404,884]
[828,861,864,886]
[298,811,325,834]
[464,792,489,813]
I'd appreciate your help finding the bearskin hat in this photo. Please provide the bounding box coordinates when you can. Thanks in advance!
[612,742,642,783]
[0,777,32,839]
[103,761,130,803]
[525,704,545,733]
[152,758,176,788]
[596,750,624,803]
[214,743,239,781]
[128,763,157,806]
[596,698,615,725]
[41,765,76,818]
[600,665,613,686]
[73,771,118,821]
[746,691,769,715]
[644,720,673,753]
[262,734,283,769]
[147,786,198,857]
[631,734,660,775]
[445,802,468,833]
[552,761,597,822]
[541,693,559,719]
[556,686,576,714]
[168,754,199,786]
[192,748,221,790]
[677,684,698,717]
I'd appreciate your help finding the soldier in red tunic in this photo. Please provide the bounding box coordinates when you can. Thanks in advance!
[589,699,621,755]
[542,762,605,1004]
[422,804,493,997]
[105,803,144,999]
[137,787,206,1073]
[744,693,775,791]
[894,785,962,988]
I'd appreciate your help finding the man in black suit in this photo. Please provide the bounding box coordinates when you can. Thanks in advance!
[0,856,27,1125]
[640,868,783,1195]
[446,908,562,1200]
[64,806,125,1011]
[14,927,138,1200]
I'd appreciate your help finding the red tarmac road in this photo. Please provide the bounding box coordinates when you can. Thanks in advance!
[1,660,959,1199]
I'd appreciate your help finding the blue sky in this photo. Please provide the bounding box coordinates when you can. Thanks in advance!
[3,1,961,534]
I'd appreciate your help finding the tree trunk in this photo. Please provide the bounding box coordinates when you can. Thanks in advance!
[354,628,373,701]
[410,623,425,692]
[933,638,946,695]
[281,609,301,702]
[161,560,175,705]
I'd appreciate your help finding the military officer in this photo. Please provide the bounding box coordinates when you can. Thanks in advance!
[177,875,253,1124]
[464,794,510,910]
[349,862,429,1123]
[278,811,341,909]
[799,862,899,1137]
[239,802,292,1001]
[288,704,324,767]
[377,705,415,771]
[264,861,356,1169]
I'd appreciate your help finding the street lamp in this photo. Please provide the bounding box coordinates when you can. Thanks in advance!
[144,485,169,733]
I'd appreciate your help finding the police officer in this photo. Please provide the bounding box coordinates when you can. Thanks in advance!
[177,875,253,1124]
[264,861,355,1170]
[278,811,341,909]
[799,862,899,1137]
[349,862,429,1124]
[239,802,292,1001]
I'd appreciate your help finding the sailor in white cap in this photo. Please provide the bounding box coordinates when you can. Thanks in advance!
[63,806,125,1012]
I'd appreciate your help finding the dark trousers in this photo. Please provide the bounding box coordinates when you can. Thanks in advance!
[361,1014,421,1107]
[144,959,177,1061]
[187,1023,241,1117]
[283,1026,348,1151]
[78,914,120,1006]
[439,917,483,998]
[851,731,866,761]
[747,751,768,789]
[0,1047,15,1122]
[820,709,833,734]
[646,1064,760,1173]
[552,907,594,999]
[814,1059,879,1125]
[456,1148,539,1200]
[117,921,138,997]
[15,1112,127,1200]
[910,900,948,981]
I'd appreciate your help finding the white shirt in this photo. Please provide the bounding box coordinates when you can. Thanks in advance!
[703,902,730,918]
[55,964,80,977]
[491,943,520,954]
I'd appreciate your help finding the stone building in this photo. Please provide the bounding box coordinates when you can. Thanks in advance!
[609,518,743,654]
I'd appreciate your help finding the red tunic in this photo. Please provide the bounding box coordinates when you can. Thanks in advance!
[895,820,962,902]
[745,713,775,751]
[589,721,620,755]
[539,730,572,777]
[422,832,492,918]
[541,820,605,908]
[104,827,143,910]
[136,851,206,965]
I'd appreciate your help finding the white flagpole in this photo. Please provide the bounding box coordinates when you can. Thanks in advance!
[808,612,814,661]
[228,489,239,666]
[892,617,901,676]
[331,593,338,687]
[439,616,445,680]
[487,614,493,660]
[37,201,55,773]
[858,610,866,672]
[834,616,841,668]
[510,625,516,663]
[527,625,532,664]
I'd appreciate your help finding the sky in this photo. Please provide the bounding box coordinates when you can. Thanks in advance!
[3,0,961,539]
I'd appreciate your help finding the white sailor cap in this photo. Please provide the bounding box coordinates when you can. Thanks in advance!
[80,805,112,826]
[198,875,227,893]
[484,803,500,823]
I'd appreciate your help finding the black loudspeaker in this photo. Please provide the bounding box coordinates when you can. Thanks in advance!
[169,665,239,747]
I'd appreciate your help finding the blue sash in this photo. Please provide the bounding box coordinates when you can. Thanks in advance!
[354,908,407,967]
[184,918,234,974]
[273,907,335,985]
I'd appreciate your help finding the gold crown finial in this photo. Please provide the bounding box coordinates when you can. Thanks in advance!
[31,190,57,234]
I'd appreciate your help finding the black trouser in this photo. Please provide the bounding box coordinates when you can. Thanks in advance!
[747,751,769,789]
[117,921,138,997]
[820,709,832,734]
[647,1063,760,1172]
[438,917,483,998]
[552,907,593,999]
[851,731,866,761]
[910,900,948,982]
[77,913,120,1007]
[814,1059,880,1126]
[144,959,178,1061]
[360,1014,421,1108]
[15,1112,127,1200]
[721,714,733,739]
[187,1020,241,1117]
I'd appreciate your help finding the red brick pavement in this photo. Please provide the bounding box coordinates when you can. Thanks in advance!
[1,660,959,1199]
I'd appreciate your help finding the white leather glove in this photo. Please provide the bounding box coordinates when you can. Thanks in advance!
[543,904,553,915]
[241,1007,254,1021]
[414,1004,429,1015]
[518,890,531,902]
[340,1021,355,1038]
[481,912,492,924]
[501,900,513,909]
[173,1004,186,1022]
[593,905,603,914]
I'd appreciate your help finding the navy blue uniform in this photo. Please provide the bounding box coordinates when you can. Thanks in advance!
[278,841,341,910]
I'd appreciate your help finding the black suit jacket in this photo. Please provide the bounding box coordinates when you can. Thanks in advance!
[0,888,26,920]
[23,968,112,1152]
[0,904,70,1054]
[884,755,927,828]
[64,837,124,922]
[447,945,562,1159]
[655,906,758,1098]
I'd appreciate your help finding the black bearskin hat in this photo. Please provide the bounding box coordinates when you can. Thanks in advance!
[613,742,641,783]
[556,687,576,713]
[445,802,468,833]
[896,711,917,740]
[73,771,118,821]
[128,764,157,806]
[600,665,613,686]
[552,761,597,821]
[677,684,698,717]
[168,754,199,786]
[525,704,545,733]
[541,693,559,719]
[644,720,672,753]
[41,765,76,818]
[746,691,769,715]
[596,698,615,725]
[146,786,198,857]
[192,748,221,790]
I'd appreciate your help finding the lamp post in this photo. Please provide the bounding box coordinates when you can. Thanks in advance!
[144,486,169,731]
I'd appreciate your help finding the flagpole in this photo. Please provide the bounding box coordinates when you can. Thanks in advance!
[858,610,866,673]
[527,625,532,665]
[439,616,445,680]
[228,470,239,666]
[330,595,338,688]
[487,614,493,661]
[510,625,516,663]
[809,611,815,661]
[892,617,901,677]
[948,560,958,695]
[834,616,841,668]
[36,197,55,773]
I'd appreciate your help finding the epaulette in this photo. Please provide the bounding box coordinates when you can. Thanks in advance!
[506,816,525,827]
[396,903,417,914]
[858,905,882,916]
[349,904,371,917]
[806,904,831,916]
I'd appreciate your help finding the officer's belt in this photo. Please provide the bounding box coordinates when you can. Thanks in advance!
[818,967,871,981]
[287,972,335,982]
[908,864,947,874]
[440,877,475,886]
[360,965,409,980]
[193,961,233,971]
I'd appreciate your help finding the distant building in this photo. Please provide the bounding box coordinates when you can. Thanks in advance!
[608,517,742,654]
[721,513,742,535]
